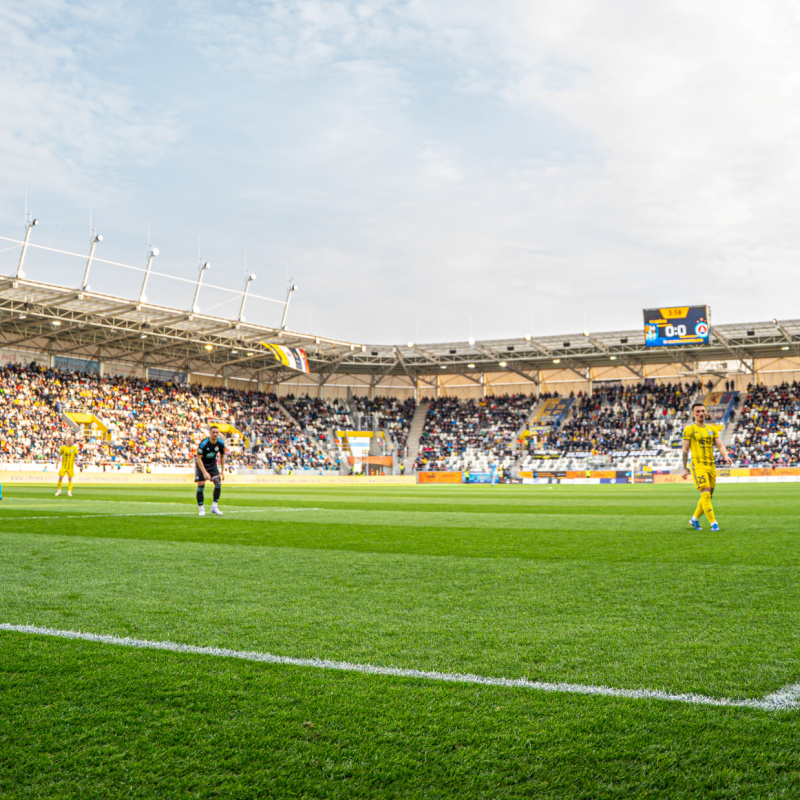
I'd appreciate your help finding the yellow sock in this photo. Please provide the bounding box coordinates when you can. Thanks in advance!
[68,480,73,492]
[57,479,63,489]
[693,499,704,519]
[700,493,716,523]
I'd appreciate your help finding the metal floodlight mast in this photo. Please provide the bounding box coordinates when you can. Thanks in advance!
[280,282,298,330]
[81,233,103,291]
[139,246,159,303]
[15,218,38,279]
[238,273,256,322]
[191,261,211,313]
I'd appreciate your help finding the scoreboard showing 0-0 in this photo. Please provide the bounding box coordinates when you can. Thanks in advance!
[643,306,710,347]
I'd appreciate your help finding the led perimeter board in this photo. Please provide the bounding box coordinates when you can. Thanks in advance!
[643,306,710,347]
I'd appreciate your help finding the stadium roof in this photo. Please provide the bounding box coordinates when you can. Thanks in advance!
[0,232,798,386]
[2,273,798,386]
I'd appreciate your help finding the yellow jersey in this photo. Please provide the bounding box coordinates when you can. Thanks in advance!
[59,444,78,471]
[682,423,721,469]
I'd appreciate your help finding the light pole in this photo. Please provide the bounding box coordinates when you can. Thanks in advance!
[81,233,103,291]
[191,261,211,313]
[238,273,256,323]
[139,246,159,304]
[280,282,298,330]
[15,217,39,279]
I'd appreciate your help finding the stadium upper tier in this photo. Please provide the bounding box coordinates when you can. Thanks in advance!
[1,234,799,385]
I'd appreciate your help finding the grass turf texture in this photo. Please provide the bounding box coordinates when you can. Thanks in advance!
[1,483,799,798]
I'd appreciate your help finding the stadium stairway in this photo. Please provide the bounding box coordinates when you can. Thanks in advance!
[403,401,429,472]
[719,419,737,450]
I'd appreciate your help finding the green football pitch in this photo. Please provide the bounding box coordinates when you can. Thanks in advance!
[1,482,799,798]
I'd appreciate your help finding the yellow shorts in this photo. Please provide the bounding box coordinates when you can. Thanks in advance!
[691,465,716,491]
[59,468,75,479]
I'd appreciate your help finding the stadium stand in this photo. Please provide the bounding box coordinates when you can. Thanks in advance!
[728,382,800,466]
[350,396,416,453]
[0,363,332,471]
[413,394,535,472]
[517,381,703,472]
[3,358,799,473]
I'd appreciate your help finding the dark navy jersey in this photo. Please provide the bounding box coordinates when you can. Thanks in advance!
[197,436,225,466]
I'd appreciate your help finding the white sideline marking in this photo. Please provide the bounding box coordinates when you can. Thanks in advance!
[1,623,797,712]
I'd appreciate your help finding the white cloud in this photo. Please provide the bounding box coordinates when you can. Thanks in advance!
[0,0,181,200]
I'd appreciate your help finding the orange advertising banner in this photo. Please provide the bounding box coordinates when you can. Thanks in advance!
[347,455,393,466]
[417,471,463,484]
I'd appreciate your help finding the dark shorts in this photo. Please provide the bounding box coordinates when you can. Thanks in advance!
[195,463,220,483]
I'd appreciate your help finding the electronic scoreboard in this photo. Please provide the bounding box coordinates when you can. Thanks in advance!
[643,306,710,347]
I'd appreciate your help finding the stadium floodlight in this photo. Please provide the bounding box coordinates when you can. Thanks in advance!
[51,320,61,327]
[191,261,211,314]
[204,344,213,351]
[238,273,256,323]
[246,351,254,356]
[468,337,475,346]
[139,246,159,304]
[468,363,475,369]
[361,345,367,352]
[81,233,103,291]
[280,281,297,330]
[552,358,561,363]
[524,334,532,341]
[499,361,507,367]
[610,355,617,360]
[140,333,147,339]
[583,330,590,337]
[15,217,39,279]
[781,346,790,351]
[773,318,778,326]
[19,313,27,320]
[407,342,414,348]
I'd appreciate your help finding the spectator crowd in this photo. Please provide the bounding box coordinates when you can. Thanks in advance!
[728,382,800,466]
[0,363,332,471]
[2,360,799,471]
[540,382,701,456]
[414,394,533,470]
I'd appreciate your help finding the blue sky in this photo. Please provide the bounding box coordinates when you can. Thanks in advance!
[2,0,800,343]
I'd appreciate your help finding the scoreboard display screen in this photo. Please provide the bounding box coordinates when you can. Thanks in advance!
[643,306,710,347]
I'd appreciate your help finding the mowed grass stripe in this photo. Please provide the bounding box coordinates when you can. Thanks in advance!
[2,509,798,567]
[3,482,776,514]
[2,531,799,696]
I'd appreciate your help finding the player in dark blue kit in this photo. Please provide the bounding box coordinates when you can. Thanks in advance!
[195,425,225,517]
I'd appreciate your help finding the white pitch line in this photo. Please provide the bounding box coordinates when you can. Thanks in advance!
[1,623,796,712]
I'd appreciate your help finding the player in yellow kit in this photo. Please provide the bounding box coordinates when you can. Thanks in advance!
[682,402,731,531]
[55,435,79,497]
